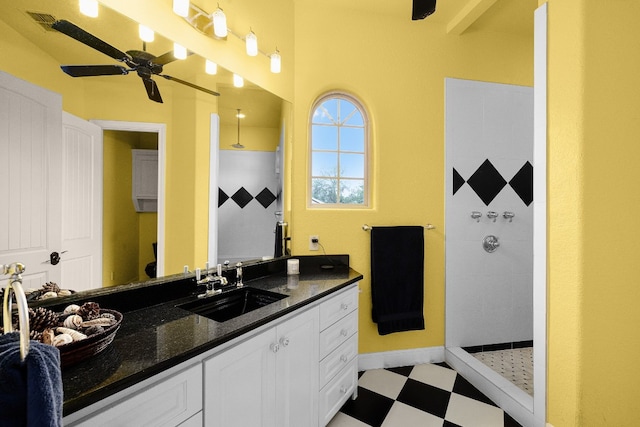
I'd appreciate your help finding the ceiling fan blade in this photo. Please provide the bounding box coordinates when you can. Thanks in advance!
[142,78,163,103]
[152,50,187,66]
[61,65,129,77]
[52,20,131,62]
[160,75,221,97]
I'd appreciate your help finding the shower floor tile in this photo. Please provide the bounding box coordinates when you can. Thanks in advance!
[471,347,533,396]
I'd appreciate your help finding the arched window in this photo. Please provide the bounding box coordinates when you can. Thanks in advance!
[309,93,369,207]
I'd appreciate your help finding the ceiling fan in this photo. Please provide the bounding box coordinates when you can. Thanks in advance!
[51,19,220,103]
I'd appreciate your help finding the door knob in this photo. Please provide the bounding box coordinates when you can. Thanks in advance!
[44,251,67,265]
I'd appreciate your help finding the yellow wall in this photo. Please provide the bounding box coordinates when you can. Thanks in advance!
[547,0,640,425]
[293,3,533,354]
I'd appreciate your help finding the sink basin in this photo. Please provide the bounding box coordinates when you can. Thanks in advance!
[177,287,288,322]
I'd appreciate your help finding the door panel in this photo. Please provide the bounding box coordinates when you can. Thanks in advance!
[0,71,62,287]
[61,112,102,291]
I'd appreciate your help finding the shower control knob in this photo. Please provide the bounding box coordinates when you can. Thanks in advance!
[487,211,499,222]
[483,235,500,253]
[471,211,482,222]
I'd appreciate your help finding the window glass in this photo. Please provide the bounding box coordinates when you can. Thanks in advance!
[310,93,369,206]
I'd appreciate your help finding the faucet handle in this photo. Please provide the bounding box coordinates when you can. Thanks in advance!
[503,211,515,222]
[487,211,499,222]
[471,211,482,222]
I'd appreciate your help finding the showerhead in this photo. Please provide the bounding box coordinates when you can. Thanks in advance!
[232,108,245,149]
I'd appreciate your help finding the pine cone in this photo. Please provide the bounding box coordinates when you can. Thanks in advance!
[43,282,61,293]
[29,329,43,342]
[77,302,101,320]
[28,307,60,332]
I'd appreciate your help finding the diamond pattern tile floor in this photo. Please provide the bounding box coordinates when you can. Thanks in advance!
[471,348,533,396]
[328,363,523,427]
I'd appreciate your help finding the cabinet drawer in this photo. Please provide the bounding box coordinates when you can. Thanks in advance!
[319,310,358,359]
[73,363,202,427]
[320,286,358,330]
[319,334,358,389]
[319,359,358,427]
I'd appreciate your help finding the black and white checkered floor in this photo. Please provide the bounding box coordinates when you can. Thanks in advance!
[328,363,522,427]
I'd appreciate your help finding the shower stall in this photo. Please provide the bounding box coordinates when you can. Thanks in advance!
[444,78,534,420]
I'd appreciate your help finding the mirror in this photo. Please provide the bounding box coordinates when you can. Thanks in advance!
[0,0,288,288]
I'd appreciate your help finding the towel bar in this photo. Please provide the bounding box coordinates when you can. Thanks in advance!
[2,263,30,361]
[362,224,435,231]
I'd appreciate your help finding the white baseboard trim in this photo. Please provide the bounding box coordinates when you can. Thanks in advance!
[358,346,445,371]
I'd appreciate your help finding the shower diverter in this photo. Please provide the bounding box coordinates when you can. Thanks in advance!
[483,235,500,253]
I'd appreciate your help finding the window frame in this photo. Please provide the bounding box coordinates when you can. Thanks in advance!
[308,92,370,208]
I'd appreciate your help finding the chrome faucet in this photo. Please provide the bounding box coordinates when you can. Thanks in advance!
[196,264,228,298]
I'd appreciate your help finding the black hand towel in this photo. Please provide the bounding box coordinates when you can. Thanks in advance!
[371,226,425,335]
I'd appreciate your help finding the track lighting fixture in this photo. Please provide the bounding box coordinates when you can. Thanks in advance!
[79,0,98,17]
[245,30,258,56]
[138,25,154,43]
[205,60,218,75]
[212,6,228,38]
[233,74,244,88]
[173,43,187,60]
[270,49,281,73]
[173,0,190,18]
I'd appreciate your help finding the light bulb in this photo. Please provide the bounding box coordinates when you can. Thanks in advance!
[173,0,190,17]
[79,0,98,17]
[138,25,154,42]
[205,60,217,75]
[212,8,228,38]
[233,74,244,88]
[173,42,187,60]
[270,50,281,73]
[245,30,258,56]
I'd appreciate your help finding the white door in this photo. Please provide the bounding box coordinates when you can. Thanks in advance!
[61,112,102,291]
[0,71,102,292]
[0,71,62,290]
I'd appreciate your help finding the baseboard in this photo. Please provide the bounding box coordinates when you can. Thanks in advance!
[358,346,445,371]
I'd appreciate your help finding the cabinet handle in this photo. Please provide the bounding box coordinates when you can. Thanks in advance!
[340,303,349,311]
[339,385,348,394]
[279,337,290,347]
[340,354,348,363]
[270,343,280,353]
[340,329,348,337]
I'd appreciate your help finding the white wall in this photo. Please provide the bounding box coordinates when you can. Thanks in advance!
[445,78,533,348]
[217,150,278,264]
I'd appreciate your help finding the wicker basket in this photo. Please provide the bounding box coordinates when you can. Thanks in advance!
[58,309,123,368]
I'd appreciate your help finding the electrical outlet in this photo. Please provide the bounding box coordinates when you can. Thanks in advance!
[309,235,319,251]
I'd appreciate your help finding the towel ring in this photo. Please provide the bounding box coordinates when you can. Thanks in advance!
[2,263,30,361]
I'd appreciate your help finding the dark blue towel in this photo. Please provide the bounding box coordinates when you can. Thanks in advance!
[371,226,425,335]
[0,332,63,427]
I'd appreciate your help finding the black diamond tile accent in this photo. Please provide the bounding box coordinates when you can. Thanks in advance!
[509,161,533,206]
[339,386,393,427]
[386,365,414,377]
[218,188,229,207]
[444,421,463,427]
[453,168,466,195]
[452,375,496,407]
[466,159,507,205]
[231,187,253,208]
[255,187,276,208]
[397,378,451,418]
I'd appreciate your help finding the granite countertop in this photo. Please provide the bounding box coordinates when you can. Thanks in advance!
[32,256,362,417]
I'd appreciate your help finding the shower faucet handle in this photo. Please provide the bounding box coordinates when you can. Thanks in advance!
[487,211,499,222]
[503,211,515,222]
[471,211,482,222]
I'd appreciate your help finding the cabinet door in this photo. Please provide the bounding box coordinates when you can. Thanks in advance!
[204,328,277,427]
[276,307,319,427]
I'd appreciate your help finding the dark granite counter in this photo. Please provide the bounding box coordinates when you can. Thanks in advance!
[30,256,362,417]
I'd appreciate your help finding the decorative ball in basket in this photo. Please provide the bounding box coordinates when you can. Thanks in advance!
[26,302,122,368]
